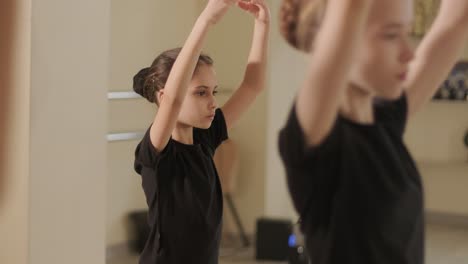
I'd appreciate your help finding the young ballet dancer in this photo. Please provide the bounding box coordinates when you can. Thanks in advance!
[278,0,468,263]
[133,0,270,263]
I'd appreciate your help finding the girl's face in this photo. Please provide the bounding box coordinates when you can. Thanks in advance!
[350,0,415,99]
[177,64,219,129]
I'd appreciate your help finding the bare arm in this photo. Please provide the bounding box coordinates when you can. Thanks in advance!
[150,0,236,151]
[405,0,468,116]
[222,0,270,129]
[297,0,373,146]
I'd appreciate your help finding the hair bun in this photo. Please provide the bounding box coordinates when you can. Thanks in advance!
[279,0,300,49]
[279,0,327,53]
[133,67,151,99]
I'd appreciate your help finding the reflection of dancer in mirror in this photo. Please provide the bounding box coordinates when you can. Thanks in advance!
[278,0,468,263]
[133,0,269,263]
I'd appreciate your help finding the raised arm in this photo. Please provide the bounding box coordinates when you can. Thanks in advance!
[150,0,237,151]
[405,0,468,116]
[222,0,270,130]
[297,0,373,146]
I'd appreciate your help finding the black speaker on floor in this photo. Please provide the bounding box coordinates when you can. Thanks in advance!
[128,210,150,253]
[255,218,292,261]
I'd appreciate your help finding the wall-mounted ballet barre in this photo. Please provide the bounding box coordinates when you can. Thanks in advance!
[106,90,233,142]
[107,89,232,100]
[107,132,145,142]
[107,91,141,100]
[107,92,143,142]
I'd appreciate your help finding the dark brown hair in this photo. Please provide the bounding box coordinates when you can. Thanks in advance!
[279,0,327,52]
[133,48,214,104]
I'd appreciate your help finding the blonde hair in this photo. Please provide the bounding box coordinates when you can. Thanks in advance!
[279,0,327,52]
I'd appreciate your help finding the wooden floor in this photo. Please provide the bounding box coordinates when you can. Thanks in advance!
[108,224,468,264]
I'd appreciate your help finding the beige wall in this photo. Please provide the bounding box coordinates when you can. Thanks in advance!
[110,0,199,91]
[0,0,31,263]
[406,103,468,163]
[28,0,109,263]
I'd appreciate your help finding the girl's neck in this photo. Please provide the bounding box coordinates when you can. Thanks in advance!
[172,122,194,145]
[339,83,375,125]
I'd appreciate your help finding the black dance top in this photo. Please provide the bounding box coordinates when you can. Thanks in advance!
[134,108,228,264]
[278,95,425,264]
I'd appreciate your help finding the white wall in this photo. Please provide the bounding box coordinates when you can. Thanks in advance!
[29,0,110,263]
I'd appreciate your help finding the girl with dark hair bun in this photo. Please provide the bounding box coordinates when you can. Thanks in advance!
[133,0,270,263]
[133,48,215,105]
[278,0,468,263]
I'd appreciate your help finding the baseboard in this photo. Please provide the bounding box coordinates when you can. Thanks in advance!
[221,231,255,247]
[426,211,468,228]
